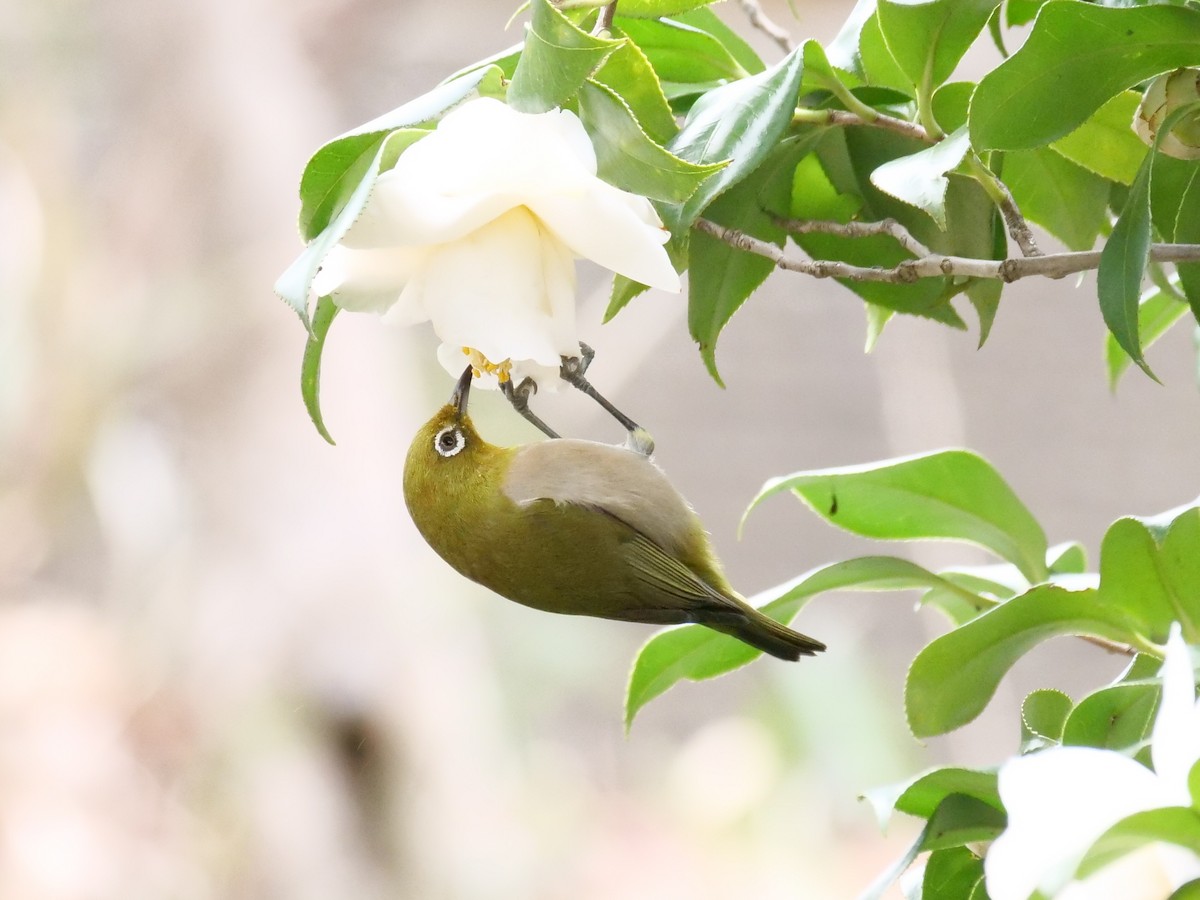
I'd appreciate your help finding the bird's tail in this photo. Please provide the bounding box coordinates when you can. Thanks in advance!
[700,602,826,662]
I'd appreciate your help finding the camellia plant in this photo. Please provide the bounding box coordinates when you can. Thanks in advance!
[276,0,1200,896]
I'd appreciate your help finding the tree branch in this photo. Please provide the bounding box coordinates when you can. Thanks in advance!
[593,1,616,36]
[773,216,932,258]
[793,107,935,144]
[736,0,795,53]
[964,154,1042,257]
[791,109,1044,259]
[694,217,1200,284]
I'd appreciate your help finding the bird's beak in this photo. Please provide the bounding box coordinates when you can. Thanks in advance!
[450,365,473,419]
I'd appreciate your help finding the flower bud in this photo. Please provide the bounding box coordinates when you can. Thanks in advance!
[1134,68,1200,160]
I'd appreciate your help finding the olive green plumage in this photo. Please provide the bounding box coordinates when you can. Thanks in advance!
[402,368,825,661]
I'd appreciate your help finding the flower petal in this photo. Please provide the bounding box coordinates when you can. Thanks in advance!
[1150,624,1200,800]
[410,206,578,368]
[315,245,428,317]
[529,186,681,292]
[342,181,522,249]
[986,747,1169,900]
[342,99,602,249]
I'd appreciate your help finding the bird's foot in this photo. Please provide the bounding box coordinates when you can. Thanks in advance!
[559,343,653,456]
[501,377,560,440]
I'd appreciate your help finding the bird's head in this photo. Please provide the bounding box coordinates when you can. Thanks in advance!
[405,365,492,488]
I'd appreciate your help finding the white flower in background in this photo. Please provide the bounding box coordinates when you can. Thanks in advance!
[985,624,1200,900]
[312,97,680,388]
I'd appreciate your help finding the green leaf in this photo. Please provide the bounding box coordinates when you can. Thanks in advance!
[1173,168,1200,322]
[441,43,523,86]
[920,580,999,628]
[857,10,912,95]
[673,7,764,75]
[965,277,1001,348]
[791,150,863,222]
[1077,807,1200,881]
[931,81,976,134]
[832,128,1001,329]
[864,766,1000,832]
[1051,91,1148,187]
[624,555,965,727]
[825,0,879,74]
[508,0,622,114]
[1097,510,1200,644]
[1000,146,1110,251]
[1049,542,1088,575]
[1021,688,1073,751]
[936,566,1026,602]
[985,2,1006,61]
[1150,154,1200,323]
[614,17,747,90]
[1106,282,1191,389]
[864,302,893,351]
[746,448,1049,583]
[922,794,1007,851]
[860,795,1004,900]
[600,0,719,17]
[276,128,414,328]
[905,585,1136,738]
[870,127,970,230]
[788,136,951,321]
[667,43,805,229]
[603,275,650,322]
[591,33,678,144]
[877,0,1000,95]
[1006,0,1047,28]
[577,80,723,203]
[1099,147,1157,379]
[920,565,1019,627]
[971,2,1200,151]
[300,295,339,444]
[800,38,860,100]
[686,137,813,382]
[922,847,986,900]
[298,129,427,243]
[1119,652,1164,685]
[1061,681,1161,751]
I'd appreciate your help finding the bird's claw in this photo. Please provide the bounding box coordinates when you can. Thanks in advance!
[559,342,596,383]
[501,376,559,440]
[501,376,538,411]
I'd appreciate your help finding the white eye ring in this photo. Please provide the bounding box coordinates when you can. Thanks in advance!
[434,426,465,458]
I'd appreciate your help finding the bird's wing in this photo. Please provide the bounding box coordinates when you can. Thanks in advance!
[503,439,697,557]
[609,522,743,621]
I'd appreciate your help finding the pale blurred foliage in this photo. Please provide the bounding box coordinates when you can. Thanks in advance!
[4,0,1200,898]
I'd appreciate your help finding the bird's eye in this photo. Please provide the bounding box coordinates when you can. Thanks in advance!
[434,426,465,458]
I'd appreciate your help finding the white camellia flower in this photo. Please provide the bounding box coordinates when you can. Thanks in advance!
[984,624,1200,900]
[312,96,681,388]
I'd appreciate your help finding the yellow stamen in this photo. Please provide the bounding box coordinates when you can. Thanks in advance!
[461,347,514,384]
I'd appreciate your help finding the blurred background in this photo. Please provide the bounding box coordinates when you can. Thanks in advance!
[2,0,1199,896]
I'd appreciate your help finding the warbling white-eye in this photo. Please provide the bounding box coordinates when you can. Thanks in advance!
[403,364,826,661]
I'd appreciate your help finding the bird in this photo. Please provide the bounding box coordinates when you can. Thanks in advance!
[402,364,826,661]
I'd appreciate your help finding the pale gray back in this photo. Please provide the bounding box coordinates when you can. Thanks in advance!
[502,440,697,554]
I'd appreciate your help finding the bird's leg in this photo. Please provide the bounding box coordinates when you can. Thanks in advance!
[500,376,561,440]
[560,343,655,456]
